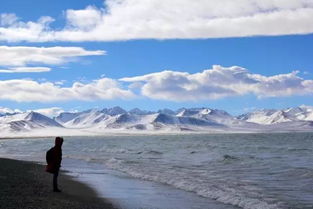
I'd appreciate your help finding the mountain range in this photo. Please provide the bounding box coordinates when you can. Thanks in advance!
[1,106,312,137]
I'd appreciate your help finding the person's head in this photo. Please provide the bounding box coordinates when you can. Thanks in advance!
[55,137,63,147]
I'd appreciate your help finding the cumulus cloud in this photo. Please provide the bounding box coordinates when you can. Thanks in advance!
[0,0,313,42]
[0,13,19,26]
[0,46,105,73]
[120,65,313,101]
[0,78,134,102]
[0,65,312,102]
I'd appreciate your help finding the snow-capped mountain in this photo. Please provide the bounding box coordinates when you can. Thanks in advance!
[54,111,83,124]
[0,111,62,132]
[56,109,107,128]
[237,109,288,124]
[1,106,312,136]
[55,107,227,131]
[237,106,313,125]
[129,108,155,115]
[25,112,63,127]
[0,107,21,117]
[157,108,176,115]
[101,106,127,116]
[176,108,237,124]
[285,106,313,121]
[52,106,313,132]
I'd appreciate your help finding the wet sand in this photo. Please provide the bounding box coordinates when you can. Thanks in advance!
[0,158,116,209]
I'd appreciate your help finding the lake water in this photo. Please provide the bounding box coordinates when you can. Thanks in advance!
[0,133,312,209]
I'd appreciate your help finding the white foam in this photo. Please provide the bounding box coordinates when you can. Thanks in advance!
[101,158,280,209]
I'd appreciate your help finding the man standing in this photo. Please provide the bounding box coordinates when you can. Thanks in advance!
[46,137,63,192]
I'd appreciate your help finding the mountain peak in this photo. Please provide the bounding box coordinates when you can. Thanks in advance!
[157,108,175,115]
[129,108,154,115]
[25,111,63,127]
[102,106,127,116]
[2,105,313,134]
[0,107,20,116]
[176,107,230,117]
[237,106,313,124]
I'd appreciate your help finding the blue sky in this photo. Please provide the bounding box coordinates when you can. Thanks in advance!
[0,0,312,115]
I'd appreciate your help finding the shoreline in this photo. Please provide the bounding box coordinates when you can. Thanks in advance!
[1,130,312,140]
[0,158,116,209]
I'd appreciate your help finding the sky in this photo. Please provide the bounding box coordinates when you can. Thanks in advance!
[0,0,312,116]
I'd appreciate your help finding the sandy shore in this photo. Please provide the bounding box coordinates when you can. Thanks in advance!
[0,158,116,209]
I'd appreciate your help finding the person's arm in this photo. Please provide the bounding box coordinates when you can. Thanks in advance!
[54,149,62,168]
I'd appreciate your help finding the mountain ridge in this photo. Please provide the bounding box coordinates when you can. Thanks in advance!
[1,106,312,136]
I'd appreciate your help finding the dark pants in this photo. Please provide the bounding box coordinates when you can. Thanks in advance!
[53,170,59,190]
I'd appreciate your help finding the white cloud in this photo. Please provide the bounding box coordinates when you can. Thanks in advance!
[0,46,105,73]
[0,67,51,73]
[0,13,19,26]
[0,78,135,102]
[0,14,54,42]
[0,46,105,66]
[120,65,313,101]
[0,0,313,42]
[66,6,103,31]
[0,65,312,103]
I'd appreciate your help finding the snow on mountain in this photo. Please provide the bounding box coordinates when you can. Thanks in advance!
[1,106,313,136]
[54,111,82,124]
[60,109,108,128]
[154,112,222,127]
[25,112,63,127]
[0,107,13,116]
[101,106,127,116]
[0,111,63,133]
[0,107,22,116]
[52,106,313,132]
[97,112,224,131]
[176,108,244,125]
[104,113,150,129]
[0,112,29,124]
[176,108,230,118]
[95,113,153,130]
[57,108,226,131]
[129,108,155,115]
[157,108,175,115]
[237,110,290,124]
[285,105,313,121]
[238,106,313,125]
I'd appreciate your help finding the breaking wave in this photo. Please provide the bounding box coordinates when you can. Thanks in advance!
[102,157,280,209]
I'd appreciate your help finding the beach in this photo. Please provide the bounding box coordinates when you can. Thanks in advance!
[0,158,115,209]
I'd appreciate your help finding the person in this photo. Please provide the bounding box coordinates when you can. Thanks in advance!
[46,137,63,192]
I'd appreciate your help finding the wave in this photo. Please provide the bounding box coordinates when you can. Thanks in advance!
[223,154,239,161]
[64,153,280,209]
[82,147,130,154]
[146,150,163,155]
[286,148,312,152]
[100,157,280,209]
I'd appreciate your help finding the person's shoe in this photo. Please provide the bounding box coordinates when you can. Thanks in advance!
[53,188,62,192]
